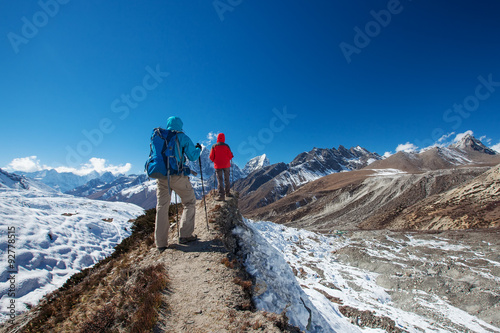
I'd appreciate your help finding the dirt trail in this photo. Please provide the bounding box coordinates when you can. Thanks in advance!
[151,194,296,333]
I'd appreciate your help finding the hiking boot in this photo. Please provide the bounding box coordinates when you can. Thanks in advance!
[179,234,198,244]
[215,196,225,201]
[158,246,168,253]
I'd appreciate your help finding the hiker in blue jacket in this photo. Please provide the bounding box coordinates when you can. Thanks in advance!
[155,116,202,252]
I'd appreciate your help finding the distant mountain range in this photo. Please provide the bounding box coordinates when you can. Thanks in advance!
[369,133,499,173]
[10,134,499,217]
[13,169,111,193]
[244,133,500,231]
[234,145,381,215]
[17,152,271,209]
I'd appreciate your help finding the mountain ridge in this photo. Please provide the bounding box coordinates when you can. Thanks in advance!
[243,134,500,232]
[235,144,381,215]
[369,133,500,173]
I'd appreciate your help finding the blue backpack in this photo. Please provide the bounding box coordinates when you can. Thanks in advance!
[145,128,186,179]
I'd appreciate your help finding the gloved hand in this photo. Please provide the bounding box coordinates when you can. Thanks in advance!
[195,143,202,150]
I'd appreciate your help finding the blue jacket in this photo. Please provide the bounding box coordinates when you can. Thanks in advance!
[166,116,201,164]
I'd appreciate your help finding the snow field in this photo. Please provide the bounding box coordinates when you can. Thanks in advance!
[0,187,144,322]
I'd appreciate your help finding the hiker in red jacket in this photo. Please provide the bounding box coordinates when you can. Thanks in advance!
[209,133,234,201]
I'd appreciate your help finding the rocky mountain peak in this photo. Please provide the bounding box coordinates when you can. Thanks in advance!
[243,154,270,175]
[451,133,497,155]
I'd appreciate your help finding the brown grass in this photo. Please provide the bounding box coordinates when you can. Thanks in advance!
[18,208,170,333]
[221,257,237,269]
[233,277,252,292]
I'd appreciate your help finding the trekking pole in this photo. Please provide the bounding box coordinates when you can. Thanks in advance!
[199,157,209,231]
[174,191,180,238]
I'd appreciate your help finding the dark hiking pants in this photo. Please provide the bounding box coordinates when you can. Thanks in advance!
[215,168,230,197]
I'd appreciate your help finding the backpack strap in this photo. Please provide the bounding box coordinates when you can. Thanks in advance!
[174,133,184,173]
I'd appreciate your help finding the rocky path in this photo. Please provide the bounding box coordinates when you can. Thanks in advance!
[150,195,295,333]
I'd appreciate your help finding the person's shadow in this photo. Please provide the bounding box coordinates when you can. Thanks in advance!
[169,239,227,253]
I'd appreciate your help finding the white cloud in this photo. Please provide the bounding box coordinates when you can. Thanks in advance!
[5,157,131,176]
[438,132,455,143]
[383,152,393,159]
[202,131,218,147]
[395,142,418,153]
[453,130,474,143]
[207,132,217,142]
[491,143,500,154]
[6,156,46,172]
[479,135,492,145]
[55,158,131,176]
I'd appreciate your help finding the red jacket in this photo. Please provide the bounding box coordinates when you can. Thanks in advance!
[209,133,234,169]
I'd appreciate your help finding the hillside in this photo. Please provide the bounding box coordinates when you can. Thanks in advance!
[246,168,488,231]
[363,163,500,230]
[0,169,144,323]
[1,195,299,333]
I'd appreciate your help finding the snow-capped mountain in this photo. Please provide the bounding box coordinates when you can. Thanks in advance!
[244,135,500,232]
[243,154,270,176]
[67,174,147,199]
[13,169,105,193]
[369,134,500,173]
[235,145,381,214]
[68,147,262,208]
[189,146,215,179]
[0,169,57,193]
[450,132,498,155]
[0,169,144,322]
[68,174,157,209]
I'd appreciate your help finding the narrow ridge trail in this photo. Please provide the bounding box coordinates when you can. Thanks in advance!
[151,194,296,333]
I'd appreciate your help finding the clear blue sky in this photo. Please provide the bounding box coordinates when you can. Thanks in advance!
[1,0,500,175]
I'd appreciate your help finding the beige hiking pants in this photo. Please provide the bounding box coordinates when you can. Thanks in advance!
[155,175,196,248]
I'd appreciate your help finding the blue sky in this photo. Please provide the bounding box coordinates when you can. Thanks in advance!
[1,0,500,175]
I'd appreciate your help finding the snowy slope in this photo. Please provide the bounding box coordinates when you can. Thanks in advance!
[0,170,144,322]
[235,219,500,333]
[234,220,358,332]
